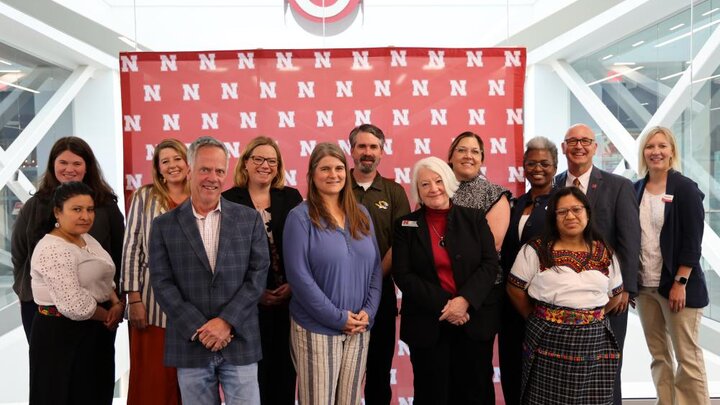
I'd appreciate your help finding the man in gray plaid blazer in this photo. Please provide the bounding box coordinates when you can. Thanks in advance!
[150,136,269,405]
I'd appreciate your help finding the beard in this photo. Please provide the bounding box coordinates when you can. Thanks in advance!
[356,157,379,174]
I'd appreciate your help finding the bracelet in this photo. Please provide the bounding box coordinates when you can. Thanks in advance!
[112,301,124,307]
[128,301,143,305]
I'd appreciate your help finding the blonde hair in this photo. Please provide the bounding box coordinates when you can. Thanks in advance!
[410,156,459,205]
[233,136,286,188]
[142,138,189,211]
[637,126,681,176]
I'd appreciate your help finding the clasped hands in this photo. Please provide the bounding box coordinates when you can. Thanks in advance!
[104,302,124,331]
[343,310,369,335]
[196,318,234,352]
[439,296,470,326]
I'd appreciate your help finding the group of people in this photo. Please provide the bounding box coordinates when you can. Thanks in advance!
[10,122,709,405]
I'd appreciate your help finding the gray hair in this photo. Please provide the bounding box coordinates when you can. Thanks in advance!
[187,136,229,169]
[524,136,558,167]
[348,124,386,148]
[410,156,459,205]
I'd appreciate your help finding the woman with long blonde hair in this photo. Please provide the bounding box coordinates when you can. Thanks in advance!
[121,138,190,405]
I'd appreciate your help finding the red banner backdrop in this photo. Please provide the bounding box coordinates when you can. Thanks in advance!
[120,47,526,403]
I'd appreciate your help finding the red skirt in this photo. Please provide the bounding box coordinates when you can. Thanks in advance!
[127,325,181,405]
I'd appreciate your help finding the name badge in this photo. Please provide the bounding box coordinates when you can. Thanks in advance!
[662,194,674,203]
[401,220,418,227]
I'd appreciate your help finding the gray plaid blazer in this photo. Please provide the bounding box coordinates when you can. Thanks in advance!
[149,197,269,368]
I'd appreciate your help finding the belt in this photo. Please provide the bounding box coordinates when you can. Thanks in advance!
[534,304,604,325]
[38,305,63,318]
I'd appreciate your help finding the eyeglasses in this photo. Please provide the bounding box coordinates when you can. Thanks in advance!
[454,147,482,156]
[564,138,594,147]
[524,160,554,169]
[556,206,586,217]
[249,155,278,167]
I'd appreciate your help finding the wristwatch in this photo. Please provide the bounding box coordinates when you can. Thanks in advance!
[674,275,688,285]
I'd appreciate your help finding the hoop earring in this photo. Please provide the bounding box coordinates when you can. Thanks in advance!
[54,221,60,228]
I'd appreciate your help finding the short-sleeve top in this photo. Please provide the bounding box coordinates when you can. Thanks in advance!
[31,233,116,321]
[452,175,511,213]
[508,239,623,309]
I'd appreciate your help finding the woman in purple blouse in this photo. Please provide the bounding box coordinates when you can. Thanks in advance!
[283,142,382,405]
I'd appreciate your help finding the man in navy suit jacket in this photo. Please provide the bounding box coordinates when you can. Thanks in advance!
[150,137,269,405]
[555,124,640,405]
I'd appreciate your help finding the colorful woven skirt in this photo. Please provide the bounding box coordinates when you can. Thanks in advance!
[520,303,620,405]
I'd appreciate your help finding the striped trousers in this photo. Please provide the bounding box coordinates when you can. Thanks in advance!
[290,318,370,405]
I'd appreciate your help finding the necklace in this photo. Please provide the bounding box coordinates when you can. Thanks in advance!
[429,223,446,248]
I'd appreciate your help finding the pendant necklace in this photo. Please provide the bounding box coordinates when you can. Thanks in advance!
[429,223,446,248]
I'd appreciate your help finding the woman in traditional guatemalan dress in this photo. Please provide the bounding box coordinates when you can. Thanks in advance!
[506,187,624,405]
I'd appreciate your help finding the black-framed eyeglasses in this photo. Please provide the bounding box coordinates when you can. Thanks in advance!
[564,138,594,147]
[524,160,554,169]
[556,206,586,217]
[249,155,278,167]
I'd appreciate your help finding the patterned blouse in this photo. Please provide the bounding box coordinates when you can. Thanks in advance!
[508,239,624,309]
[452,175,511,213]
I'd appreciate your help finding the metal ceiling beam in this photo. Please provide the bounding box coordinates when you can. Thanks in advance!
[551,59,639,171]
[0,65,94,191]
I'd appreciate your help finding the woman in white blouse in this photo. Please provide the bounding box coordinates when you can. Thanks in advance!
[29,182,123,405]
[506,187,623,405]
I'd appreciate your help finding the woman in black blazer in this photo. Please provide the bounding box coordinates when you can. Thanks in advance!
[393,156,500,405]
[634,126,710,404]
[222,136,302,405]
[498,136,558,405]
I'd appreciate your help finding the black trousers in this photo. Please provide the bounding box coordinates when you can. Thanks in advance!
[29,312,116,405]
[363,294,397,405]
[608,310,628,405]
[257,304,296,405]
[498,295,526,405]
[409,324,495,405]
[20,300,38,342]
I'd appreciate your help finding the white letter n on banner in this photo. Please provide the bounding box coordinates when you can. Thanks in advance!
[316,111,334,127]
[300,140,317,157]
[506,108,524,125]
[124,115,141,132]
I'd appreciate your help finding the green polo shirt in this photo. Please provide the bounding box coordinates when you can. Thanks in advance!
[351,170,411,258]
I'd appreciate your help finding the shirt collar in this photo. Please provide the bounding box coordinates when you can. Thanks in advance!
[568,166,593,189]
[351,169,385,191]
[190,198,222,219]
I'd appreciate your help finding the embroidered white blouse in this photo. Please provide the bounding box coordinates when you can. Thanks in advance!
[509,240,623,309]
[31,233,116,321]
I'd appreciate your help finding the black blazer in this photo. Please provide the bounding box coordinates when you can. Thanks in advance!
[222,186,303,289]
[392,205,501,348]
[556,166,640,296]
[634,170,708,308]
[500,192,552,276]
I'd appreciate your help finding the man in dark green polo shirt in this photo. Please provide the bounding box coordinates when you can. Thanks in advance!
[349,124,410,405]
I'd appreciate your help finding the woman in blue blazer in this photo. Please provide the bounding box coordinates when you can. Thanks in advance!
[634,126,710,404]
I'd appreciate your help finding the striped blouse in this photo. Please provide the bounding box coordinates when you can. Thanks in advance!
[121,187,174,328]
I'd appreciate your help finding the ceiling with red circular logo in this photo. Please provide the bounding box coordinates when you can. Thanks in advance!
[288,0,361,23]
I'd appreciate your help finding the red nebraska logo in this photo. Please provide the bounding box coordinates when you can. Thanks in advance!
[289,0,360,23]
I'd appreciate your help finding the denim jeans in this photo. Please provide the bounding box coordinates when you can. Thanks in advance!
[177,353,259,405]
